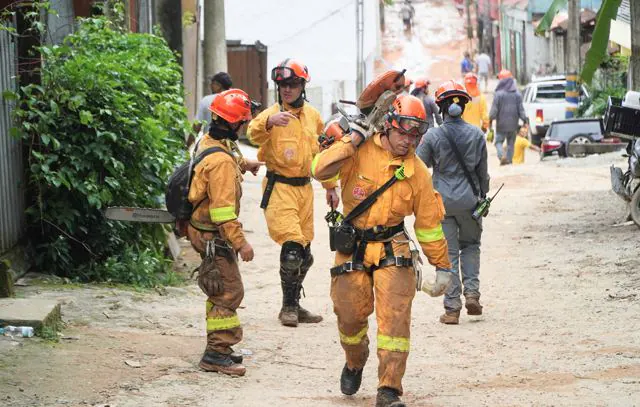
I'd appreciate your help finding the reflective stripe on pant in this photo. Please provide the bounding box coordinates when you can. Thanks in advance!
[441,214,482,312]
[495,131,516,162]
[187,227,244,354]
[262,180,314,246]
[331,265,416,394]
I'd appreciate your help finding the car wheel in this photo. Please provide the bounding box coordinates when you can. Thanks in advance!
[566,135,593,158]
[630,185,640,229]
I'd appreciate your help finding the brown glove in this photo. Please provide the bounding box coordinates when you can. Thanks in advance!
[195,255,223,297]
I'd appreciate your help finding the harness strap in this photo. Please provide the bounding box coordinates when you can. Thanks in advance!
[260,171,311,209]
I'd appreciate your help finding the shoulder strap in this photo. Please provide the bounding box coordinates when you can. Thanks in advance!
[440,125,480,197]
[187,146,234,188]
[343,164,405,224]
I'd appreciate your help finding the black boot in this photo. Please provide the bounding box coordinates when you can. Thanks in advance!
[376,387,406,407]
[297,245,322,323]
[279,242,304,327]
[199,351,246,376]
[340,363,363,395]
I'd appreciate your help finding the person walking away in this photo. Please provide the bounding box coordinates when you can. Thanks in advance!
[399,1,415,32]
[189,72,233,147]
[461,73,489,132]
[187,89,264,376]
[512,124,539,164]
[416,80,490,325]
[475,49,492,92]
[461,51,474,76]
[489,69,528,165]
[247,58,339,327]
[411,78,443,137]
[312,92,454,407]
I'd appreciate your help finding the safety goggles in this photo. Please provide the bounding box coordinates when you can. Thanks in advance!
[391,114,429,135]
[271,66,299,82]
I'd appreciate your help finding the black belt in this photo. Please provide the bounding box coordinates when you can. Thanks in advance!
[330,223,411,277]
[260,171,311,209]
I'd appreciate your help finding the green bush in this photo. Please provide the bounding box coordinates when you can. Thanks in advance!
[10,17,188,285]
[578,55,628,118]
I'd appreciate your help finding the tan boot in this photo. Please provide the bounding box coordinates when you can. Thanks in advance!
[199,351,246,376]
[439,310,460,325]
[279,305,299,327]
[465,297,483,315]
[298,306,323,323]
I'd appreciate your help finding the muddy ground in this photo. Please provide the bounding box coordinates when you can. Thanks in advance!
[2,1,640,406]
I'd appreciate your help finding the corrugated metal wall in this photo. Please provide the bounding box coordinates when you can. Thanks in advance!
[0,19,25,253]
[227,41,268,110]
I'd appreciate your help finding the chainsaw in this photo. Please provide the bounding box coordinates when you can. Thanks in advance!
[103,206,175,223]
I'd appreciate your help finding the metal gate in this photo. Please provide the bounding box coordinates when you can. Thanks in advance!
[0,18,25,253]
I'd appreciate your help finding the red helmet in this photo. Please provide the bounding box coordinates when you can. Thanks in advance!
[209,89,253,124]
[271,58,310,83]
[415,78,431,89]
[498,69,513,79]
[435,80,471,104]
[387,94,429,135]
[318,114,349,150]
[464,73,480,97]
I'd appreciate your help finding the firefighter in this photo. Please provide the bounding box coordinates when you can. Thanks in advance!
[461,73,489,132]
[187,89,263,376]
[312,92,453,407]
[416,80,490,325]
[247,59,339,327]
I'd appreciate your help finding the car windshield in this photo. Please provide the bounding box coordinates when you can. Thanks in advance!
[535,83,566,101]
[548,121,601,138]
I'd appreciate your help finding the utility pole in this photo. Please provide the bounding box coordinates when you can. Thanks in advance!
[203,0,227,95]
[565,0,580,118]
[356,0,365,94]
[630,0,640,91]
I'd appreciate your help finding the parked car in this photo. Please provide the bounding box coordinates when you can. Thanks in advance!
[522,75,590,146]
[540,118,626,159]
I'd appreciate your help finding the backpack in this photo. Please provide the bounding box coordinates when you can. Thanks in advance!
[165,146,232,221]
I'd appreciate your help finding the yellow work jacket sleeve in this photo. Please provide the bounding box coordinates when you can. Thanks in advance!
[412,164,452,270]
[247,104,278,146]
[311,136,357,182]
[480,95,489,128]
[206,159,247,251]
[310,113,338,189]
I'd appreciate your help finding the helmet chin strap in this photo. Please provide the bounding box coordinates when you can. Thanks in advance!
[276,84,306,109]
[209,122,239,141]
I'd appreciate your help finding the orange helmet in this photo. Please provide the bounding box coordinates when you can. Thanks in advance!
[498,69,513,79]
[414,78,431,89]
[387,94,429,135]
[404,77,413,88]
[464,73,480,97]
[435,80,471,104]
[271,58,310,83]
[318,115,349,150]
[209,89,253,124]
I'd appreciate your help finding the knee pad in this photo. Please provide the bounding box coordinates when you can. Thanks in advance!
[280,241,304,270]
[301,245,314,271]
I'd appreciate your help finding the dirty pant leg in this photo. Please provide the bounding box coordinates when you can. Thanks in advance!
[505,132,517,163]
[205,252,244,354]
[374,265,416,395]
[442,216,463,312]
[458,213,482,299]
[263,180,313,246]
[494,131,506,159]
[331,270,374,371]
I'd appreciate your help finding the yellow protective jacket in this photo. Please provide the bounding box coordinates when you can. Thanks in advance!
[462,93,489,130]
[188,137,247,250]
[247,102,336,188]
[312,133,451,269]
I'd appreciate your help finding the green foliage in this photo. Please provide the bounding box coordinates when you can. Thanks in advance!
[534,0,567,35]
[578,55,628,117]
[10,17,189,286]
[581,0,623,85]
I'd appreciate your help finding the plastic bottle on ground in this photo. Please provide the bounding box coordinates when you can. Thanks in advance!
[0,326,35,337]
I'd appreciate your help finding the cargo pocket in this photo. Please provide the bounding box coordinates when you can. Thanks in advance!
[390,183,412,217]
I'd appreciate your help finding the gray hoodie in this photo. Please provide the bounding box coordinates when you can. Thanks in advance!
[416,116,490,213]
[489,78,528,133]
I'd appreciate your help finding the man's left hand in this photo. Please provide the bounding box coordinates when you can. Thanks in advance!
[326,188,340,209]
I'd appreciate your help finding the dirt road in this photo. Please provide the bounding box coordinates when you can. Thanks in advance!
[2,1,640,406]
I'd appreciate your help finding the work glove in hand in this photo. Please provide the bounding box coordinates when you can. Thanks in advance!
[195,252,224,297]
[349,119,371,147]
[421,268,453,297]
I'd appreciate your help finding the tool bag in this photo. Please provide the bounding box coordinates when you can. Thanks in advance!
[330,164,406,254]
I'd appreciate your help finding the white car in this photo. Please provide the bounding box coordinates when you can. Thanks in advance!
[522,75,590,145]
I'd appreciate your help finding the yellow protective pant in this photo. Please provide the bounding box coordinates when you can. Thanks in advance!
[262,180,314,246]
[331,265,416,394]
[188,226,244,354]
